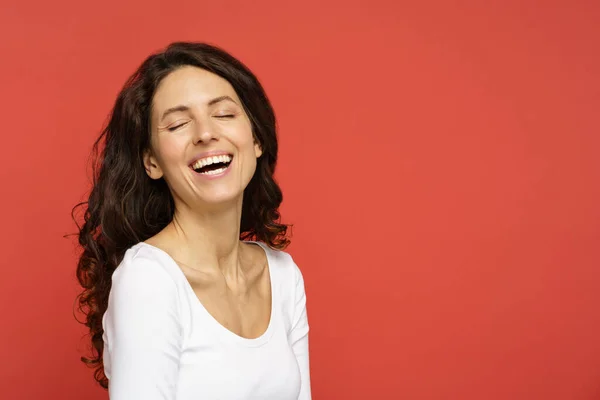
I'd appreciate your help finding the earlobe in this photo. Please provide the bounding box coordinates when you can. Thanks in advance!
[254,142,263,158]
[143,149,164,179]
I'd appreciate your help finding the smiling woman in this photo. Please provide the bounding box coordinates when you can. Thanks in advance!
[72,42,311,400]
[143,66,263,206]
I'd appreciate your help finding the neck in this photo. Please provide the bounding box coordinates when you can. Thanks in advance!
[165,197,247,279]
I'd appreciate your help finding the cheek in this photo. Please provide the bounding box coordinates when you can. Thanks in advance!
[155,136,187,166]
[241,127,259,153]
[233,116,255,146]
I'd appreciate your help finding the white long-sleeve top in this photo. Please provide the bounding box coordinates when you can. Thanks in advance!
[101,241,311,400]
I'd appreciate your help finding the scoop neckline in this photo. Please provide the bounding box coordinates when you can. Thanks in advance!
[135,240,276,347]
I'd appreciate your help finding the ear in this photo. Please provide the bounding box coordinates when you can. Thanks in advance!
[254,140,263,158]
[143,149,164,179]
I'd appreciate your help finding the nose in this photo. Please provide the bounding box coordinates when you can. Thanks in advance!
[193,120,219,144]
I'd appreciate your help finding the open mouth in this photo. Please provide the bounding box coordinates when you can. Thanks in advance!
[190,154,233,176]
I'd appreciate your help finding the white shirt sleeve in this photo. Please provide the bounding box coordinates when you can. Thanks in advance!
[103,253,182,400]
[288,260,312,400]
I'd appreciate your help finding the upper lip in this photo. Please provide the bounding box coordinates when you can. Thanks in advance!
[188,151,233,167]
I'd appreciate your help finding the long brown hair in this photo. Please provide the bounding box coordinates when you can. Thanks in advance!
[72,42,290,388]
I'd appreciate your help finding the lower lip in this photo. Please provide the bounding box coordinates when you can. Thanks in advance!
[190,161,233,180]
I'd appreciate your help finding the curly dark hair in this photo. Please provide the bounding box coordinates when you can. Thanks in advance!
[72,42,290,389]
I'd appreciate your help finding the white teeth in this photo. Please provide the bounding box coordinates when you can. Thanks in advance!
[192,154,232,170]
[200,166,227,175]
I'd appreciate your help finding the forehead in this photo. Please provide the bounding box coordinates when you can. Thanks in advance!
[151,66,239,113]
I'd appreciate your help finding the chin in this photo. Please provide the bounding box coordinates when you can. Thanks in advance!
[198,191,243,207]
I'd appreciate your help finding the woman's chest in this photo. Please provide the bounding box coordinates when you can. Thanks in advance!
[176,330,301,400]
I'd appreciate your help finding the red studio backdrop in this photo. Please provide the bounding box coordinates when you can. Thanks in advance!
[1,1,599,399]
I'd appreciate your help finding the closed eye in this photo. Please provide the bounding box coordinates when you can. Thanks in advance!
[167,122,189,132]
[214,114,235,119]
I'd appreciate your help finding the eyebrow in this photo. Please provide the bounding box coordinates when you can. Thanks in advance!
[160,95,238,122]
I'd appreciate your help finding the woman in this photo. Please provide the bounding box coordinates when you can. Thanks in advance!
[74,42,311,399]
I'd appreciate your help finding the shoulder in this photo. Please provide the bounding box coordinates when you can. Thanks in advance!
[258,242,307,292]
[103,243,185,352]
[258,243,309,331]
[111,242,182,296]
[258,242,300,270]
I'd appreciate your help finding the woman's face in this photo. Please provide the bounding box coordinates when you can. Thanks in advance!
[144,66,262,209]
